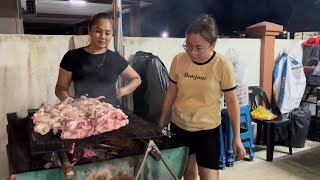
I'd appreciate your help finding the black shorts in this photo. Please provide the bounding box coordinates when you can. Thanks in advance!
[170,123,220,170]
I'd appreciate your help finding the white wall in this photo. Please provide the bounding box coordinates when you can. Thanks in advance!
[0,35,73,179]
[0,35,262,179]
[216,38,261,86]
[123,37,261,86]
[274,39,304,63]
[123,37,185,68]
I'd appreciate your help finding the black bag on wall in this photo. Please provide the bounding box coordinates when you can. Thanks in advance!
[131,51,171,125]
[303,45,320,85]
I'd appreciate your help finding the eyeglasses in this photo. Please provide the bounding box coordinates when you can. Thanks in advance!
[182,41,213,56]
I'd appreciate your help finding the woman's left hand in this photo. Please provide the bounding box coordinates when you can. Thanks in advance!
[232,137,246,160]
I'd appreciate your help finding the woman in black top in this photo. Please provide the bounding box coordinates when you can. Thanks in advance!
[55,13,141,106]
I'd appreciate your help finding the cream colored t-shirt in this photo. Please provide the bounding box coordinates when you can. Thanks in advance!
[169,51,236,131]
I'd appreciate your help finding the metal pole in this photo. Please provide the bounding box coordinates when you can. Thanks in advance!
[113,0,125,107]
[113,0,123,56]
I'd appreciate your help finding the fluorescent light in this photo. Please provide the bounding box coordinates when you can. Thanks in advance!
[69,0,87,6]
[161,31,169,38]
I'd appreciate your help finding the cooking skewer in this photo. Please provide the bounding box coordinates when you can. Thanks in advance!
[99,144,122,150]
[95,149,119,155]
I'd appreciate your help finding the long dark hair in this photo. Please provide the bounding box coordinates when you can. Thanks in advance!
[186,14,218,44]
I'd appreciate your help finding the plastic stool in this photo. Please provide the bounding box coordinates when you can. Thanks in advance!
[219,125,226,170]
[239,105,255,160]
[221,105,255,166]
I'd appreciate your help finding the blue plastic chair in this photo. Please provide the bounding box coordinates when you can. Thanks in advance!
[221,105,255,166]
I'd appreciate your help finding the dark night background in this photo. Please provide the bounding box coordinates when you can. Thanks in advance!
[122,0,320,37]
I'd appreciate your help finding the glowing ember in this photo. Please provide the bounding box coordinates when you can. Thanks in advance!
[70,157,77,167]
[70,143,75,154]
[83,148,97,158]
[83,152,91,158]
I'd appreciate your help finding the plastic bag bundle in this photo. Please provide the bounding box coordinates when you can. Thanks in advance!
[273,53,306,114]
[224,48,246,83]
[250,106,277,121]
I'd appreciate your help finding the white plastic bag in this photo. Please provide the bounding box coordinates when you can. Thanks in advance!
[273,53,306,114]
[224,48,246,83]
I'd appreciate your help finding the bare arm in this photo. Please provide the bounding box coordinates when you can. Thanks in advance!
[159,82,178,127]
[55,67,72,101]
[224,90,240,138]
[118,65,141,97]
[224,89,246,160]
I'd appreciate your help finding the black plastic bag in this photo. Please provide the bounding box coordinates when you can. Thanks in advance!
[303,45,320,68]
[276,106,311,148]
[288,106,311,147]
[131,51,170,125]
[303,45,320,85]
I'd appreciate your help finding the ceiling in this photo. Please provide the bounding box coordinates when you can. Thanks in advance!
[20,0,320,36]
[21,0,152,24]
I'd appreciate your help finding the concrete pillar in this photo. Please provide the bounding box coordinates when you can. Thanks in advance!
[130,4,141,37]
[0,0,24,34]
[245,22,283,102]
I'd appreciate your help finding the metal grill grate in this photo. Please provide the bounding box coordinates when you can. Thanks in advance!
[19,109,168,155]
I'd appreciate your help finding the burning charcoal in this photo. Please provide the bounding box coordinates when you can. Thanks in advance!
[73,147,84,160]
[70,143,75,154]
[83,147,97,158]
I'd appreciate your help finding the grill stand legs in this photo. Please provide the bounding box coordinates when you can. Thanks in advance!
[134,140,179,180]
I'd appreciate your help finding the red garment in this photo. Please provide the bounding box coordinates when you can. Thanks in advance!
[302,35,320,46]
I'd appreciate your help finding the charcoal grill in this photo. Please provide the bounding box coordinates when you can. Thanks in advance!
[6,109,188,180]
[26,109,172,155]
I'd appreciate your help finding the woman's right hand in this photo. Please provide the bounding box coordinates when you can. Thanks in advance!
[55,67,72,102]
[158,119,165,129]
[62,97,74,104]
[156,121,165,134]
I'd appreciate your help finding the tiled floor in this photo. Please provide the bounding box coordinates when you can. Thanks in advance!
[219,140,320,180]
[181,140,320,180]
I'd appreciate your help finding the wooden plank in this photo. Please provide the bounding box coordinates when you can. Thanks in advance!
[36,13,91,20]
